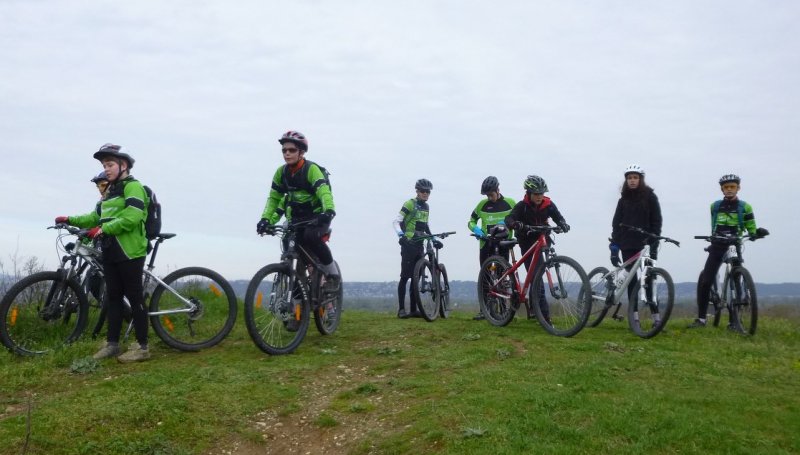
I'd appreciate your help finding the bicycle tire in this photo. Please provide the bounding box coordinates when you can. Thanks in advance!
[728,267,757,335]
[412,259,439,322]
[149,266,238,351]
[244,263,310,355]
[80,266,107,340]
[477,255,516,327]
[628,267,674,339]
[314,261,343,335]
[698,271,722,327]
[586,266,612,328]
[531,255,591,337]
[0,271,88,356]
[437,263,451,319]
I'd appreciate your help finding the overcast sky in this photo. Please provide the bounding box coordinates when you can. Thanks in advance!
[1,1,798,284]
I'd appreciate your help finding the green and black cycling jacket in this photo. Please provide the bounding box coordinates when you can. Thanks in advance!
[69,176,149,261]
[711,198,757,237]
[467,195,516,248]
[398,198,430,239]
[261,160,334,223]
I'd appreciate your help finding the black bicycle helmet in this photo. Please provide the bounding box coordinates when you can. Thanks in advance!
[481,176,499,195]
[523,175,548,193]
[90,171,108,183]
[415,178,433,191]
[719,173,741,185]
[93,143,135,169]
[278,130,309,152]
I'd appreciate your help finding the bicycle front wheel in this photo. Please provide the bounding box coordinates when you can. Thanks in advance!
[698,271,722,327]
[244,264,310,355]
[149,267,238,351]
[531,256,591,337]
[586,266,612,328]
[477,256,516,327]
[628,267,674,339]
[412,259,439,322]
[314,261,343,335]
[437,263,451,319]
[0,271,88,356]
[728,267,757,335]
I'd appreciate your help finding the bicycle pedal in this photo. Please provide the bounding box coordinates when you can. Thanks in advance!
[613,315,625,322]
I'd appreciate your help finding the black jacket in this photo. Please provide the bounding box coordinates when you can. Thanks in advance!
[505,195,567,245]
[611,190,662,250]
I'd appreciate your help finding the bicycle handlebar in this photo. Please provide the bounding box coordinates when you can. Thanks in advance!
[619,223,680,247]
[411,231,456,241]
[694,232,763,243]
[49,224,92,239]
[519,224,563,235]
[258,219,319,237]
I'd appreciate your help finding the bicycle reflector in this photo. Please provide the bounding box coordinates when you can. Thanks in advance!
[256,292,263,309]
[163,317,175,332]
[209,284,222,297]
[10,307,18,326]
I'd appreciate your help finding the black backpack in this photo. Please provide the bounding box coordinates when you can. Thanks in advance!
[281,160,332,193]
[143,185,162,240]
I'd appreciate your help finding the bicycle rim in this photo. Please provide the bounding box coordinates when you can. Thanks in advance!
[477,256,515,327]
[244,264,310,355]
[532,256,591,337]
[586,266,611,328]
[149,267,238,351]
[413,259,439,322]
[628,267,674,339]
[437,264,451,319]
[314,262,343,335]
[728,267,757,335]
[0,271,88,356]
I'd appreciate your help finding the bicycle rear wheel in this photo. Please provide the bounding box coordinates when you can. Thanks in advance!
[628,267,674,338]
[412,259,439,322]
[531,256,591,337]
[244,264,310,355]
[81,266,107,340]
[314,261,343,335]
[477,256,516,327]
[0,271,88,356]
[586,266,612,328]
[437,263,451,318]
[728,267,757,335]
[149,267,238,351]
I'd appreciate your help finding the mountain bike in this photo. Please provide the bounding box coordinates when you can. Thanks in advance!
[586,225,679,338]
[694,232,766,335]
[477,225,591,337]
[410,231,455,322]
[244,220,343,355]
[0,225,238,356]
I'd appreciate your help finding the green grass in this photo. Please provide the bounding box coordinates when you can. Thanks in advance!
[1,309,799,454]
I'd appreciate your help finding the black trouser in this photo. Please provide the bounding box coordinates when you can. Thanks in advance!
[621,248,640,302]
[479,243,510,266]
[103,256,148,346]
[696,243,727,319]
[518,240,548,320]
[398,241,423,312]
[296,222,333,266]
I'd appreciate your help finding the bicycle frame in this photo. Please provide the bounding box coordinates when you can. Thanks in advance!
[593,245,654,309]
[487,230,557,304]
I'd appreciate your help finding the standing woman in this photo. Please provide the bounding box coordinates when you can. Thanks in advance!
[55,144,151,362]
[609,164,663,287]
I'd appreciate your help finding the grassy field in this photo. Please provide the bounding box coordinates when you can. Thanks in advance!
[1,308,799,455]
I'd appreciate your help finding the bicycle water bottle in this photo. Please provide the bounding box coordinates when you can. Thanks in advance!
[615,269,628,287]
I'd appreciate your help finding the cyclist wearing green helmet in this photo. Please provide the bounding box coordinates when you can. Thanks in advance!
[689,173,768,329]
[468,176,515,320]
[54,143,151,362]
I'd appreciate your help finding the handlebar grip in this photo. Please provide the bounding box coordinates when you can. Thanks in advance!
[693,236,707,239]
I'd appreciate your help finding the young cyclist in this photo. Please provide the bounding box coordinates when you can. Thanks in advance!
[609,164,663,301]
[468,176,515,320]
[504,175,569,321]
[91,171,109,199]
[55,144,151,362]
[256,131,339,291]
[689,174,768,328]
[393,178,440,319]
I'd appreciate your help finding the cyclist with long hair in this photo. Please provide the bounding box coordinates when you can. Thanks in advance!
[609,164,663,300]
[55,144,151,362]
[257,131,339,291]
[468,176,515,320]
[689,173,767,329]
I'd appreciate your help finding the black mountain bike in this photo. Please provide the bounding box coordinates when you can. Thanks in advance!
[411,231,455,322]
[0,225,238,356]
[244,220,343,355]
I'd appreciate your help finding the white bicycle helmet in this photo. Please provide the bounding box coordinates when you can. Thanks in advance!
[624,164,645,176]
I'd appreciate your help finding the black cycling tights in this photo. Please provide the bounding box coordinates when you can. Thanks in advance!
[104,257,148,346]
[298,225,333,265]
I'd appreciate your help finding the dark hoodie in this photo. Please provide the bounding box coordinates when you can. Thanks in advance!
[505,195,567,246]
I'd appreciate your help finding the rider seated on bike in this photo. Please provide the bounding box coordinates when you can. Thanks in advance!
[504,175,570,320]
[609,164,662,300]
[468,176,516,320]
[256,130,340,292]
[55,144,152,363]
[690,173,768,329]
[393,178,441,319]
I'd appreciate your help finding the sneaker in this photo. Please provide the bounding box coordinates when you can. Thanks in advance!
[92,342,120,360]
[117,343,150,363]
[473,312,485,321]
[409,310,423,318]
[397,309,410,319]
[687,319,707,329]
